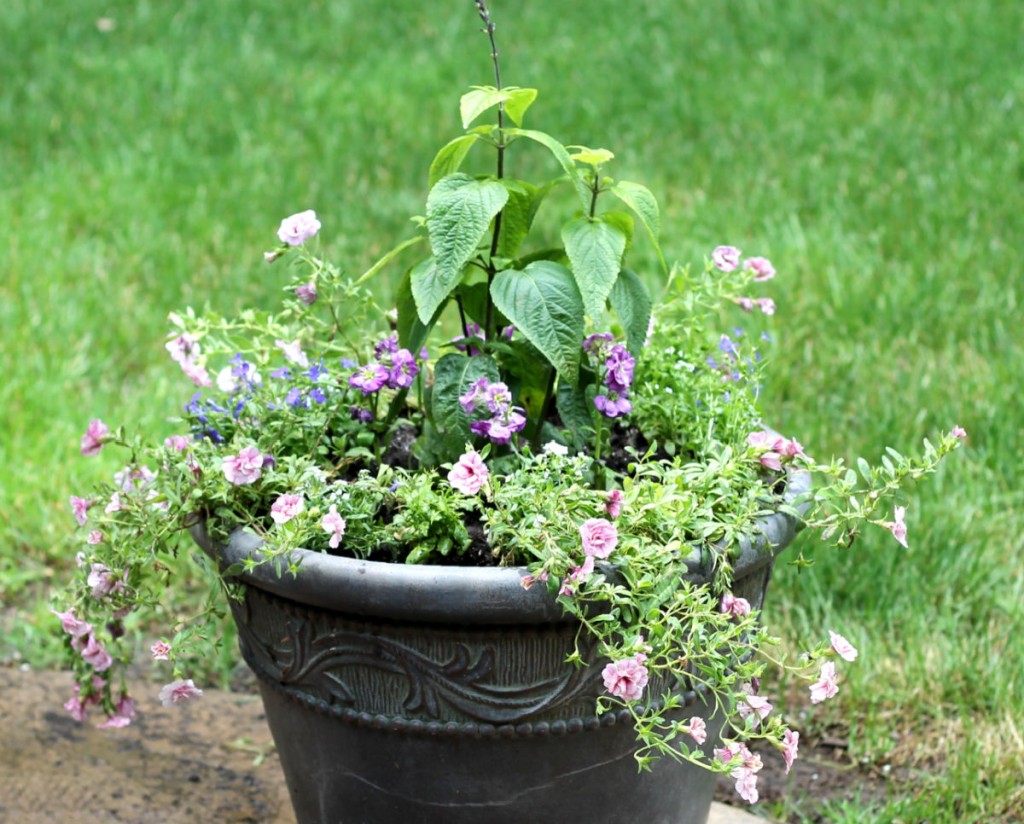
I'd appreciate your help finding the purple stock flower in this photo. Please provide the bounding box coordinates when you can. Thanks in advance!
[295,283,318,305]
[583,332,615,357]
[594,393,633,418]
[349,363,389,395]
[452,323,486,356]
[459,377,489,414]
[387,349,420,389]
[604,345,635,394]
[350,406,374,424]
[374,334,399,360]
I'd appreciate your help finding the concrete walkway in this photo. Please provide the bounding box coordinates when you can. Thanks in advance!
[0,665,764,823]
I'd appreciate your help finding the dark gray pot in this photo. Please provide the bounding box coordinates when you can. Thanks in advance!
[191,470,807,824]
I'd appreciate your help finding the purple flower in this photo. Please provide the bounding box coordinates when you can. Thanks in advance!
[80,419,110,457]
[373,334,399,360]
[583,332,615,356]
[285,388,305,408]
[604,345,635,393]
[594,393,632,418]
[295,282,318,305]
[387,348,420,389]
[309,387,326,404]
[452,323,485,355]
[712,245,742,272]
[305,362,328,382]
[350,405,374,424]
[349,363,389,395]
[459,377,489,414]
[270,366,291,380]
[277,209,321,247]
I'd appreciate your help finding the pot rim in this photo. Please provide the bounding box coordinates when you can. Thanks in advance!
[190,468,809,626]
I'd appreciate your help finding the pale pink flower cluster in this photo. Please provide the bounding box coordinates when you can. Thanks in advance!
[746,430,805,472]
[809,661,840,703]
[720,592,752,618]
[737,691,773,726]
[951,425,967,440]
[271,493,305,525]
[275,338,310,368]
[96,695,136,729]
[63,674,112,724]
[87,562,125,600]
[277,209,321,246]
[52,608,113,673]
[736,296,776,315]
[882,505,908,548]
[321,504,347,549]
[159,678,203,707]
[165,332,212,387]
[80,419,110,456]
[222,446,264,485]
[715,742,763,804]
[448,450,490,495]
[601,653,649,701]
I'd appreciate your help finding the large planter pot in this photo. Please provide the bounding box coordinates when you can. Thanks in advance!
[191,469,807,824]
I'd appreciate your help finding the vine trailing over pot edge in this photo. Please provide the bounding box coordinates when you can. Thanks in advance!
[55,1,966,806]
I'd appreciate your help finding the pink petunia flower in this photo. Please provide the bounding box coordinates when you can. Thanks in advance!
[579,518,618,559]
[738,694,773,725]
[52,608,93,640]
[86,530,104,545]
[80,419,110,457]
[448,451,490,496]
[720,592,752,618]
[181,359,213,387]
[70,496,93,526]
[321,505,347,549]
[558,555,595,597]
[734,769,759,804]
[756,297,776,316]
[87,563,122,599]
[277,210,321,246]
[782,729,800,774]
[605,489,624,519]
[270,493,305,525]
[951,425,967,440]
[809,661,840,704]
[80,635,113,672]
[274,338,310,368]
[222,446,264,485]
[97,695,136,729]
[164,434,191,451]
[105,492,123,514]
[829,630,859,662]
[712,245,742,272]
[602,654,649,702]
[159,678,203,707]
[744,256,776,282]
[151,640,172,660]
[165,333,200,365]
[295,282,318,305]
[883,505,909,549]
[687,716,707,746]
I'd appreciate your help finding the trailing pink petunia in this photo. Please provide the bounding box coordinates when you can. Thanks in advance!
[720,592,752,618]
[222,446,264,485]
[80,419,110,457]
[809,661,840,704]
[882,505,909,549]
[270,493,305,525]
[828,630,858,662]
[712,245,742,272]
[579,518,618,559]
[782,729,800,774]
[159,678,203,707]
[321,504,347,549]
[448,450,490,496]
[277,210,321,246]
[687,716,707,746]
[601,654,649,702]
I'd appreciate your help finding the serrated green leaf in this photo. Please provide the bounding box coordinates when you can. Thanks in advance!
[421,173,508,323]
[505,127,590,212]
[496,179,537,258]
[609,268,653,357]
[428,135,479,189]
[556,382,595,450]
[490,261,584,386]
[503,88,538,126]
[562,216,628,320]
[397,262,443,354]
[610,180,667,273]
[431,353,500,447]
[460,87,506,129]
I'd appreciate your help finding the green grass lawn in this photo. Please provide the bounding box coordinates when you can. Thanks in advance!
[3,1,1022,819]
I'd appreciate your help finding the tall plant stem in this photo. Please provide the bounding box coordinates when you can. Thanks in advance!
[477,0,505,341]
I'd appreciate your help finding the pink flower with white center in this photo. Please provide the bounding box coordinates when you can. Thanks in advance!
[883,505,909,549]
[579,518,618,559]
[52,608,92,640]
[734,770,759,804]
[951,425,967,440]
[277,209,321,246]
[601,654,649,702]
[782,729,800,774]
[746,430,780,450]
[712,245,742,272]
[605,489,624,519]
[151,640,172,661]
[80,635,113,672]
[87,563,122,599]
[222,446,264,485]
[757,297,776,316]
[105,493,123,514]
[80,419,110,457]
[738,694,773,725]
[744,256,776,282]
[809,661,840,704]
[687,716,707,746]
[275,339,309,368]
[97,695,136,729]
[720,592,752,618]
[87,530,103,545]
[270,493,304,525]
[181,359,213,387]
[829,630,858,662]
[321,504,347,549]
[165,333,200,364]
[164,434,191,451]
[448,451,490,496]
[70,496,93,526]
[159,678,203,707]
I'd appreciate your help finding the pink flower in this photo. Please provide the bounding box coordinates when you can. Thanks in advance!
[87,530,104,545]
[115,464,156,494]
[159,678,203,707]
[579,518,618,559]
[165,333,200,364]
[151,640,172,660]
[558,555,595,596]
[737,297,755,312]
[321,504,347,549]
[80,635,113,672]
[712,245,742,272]
[181,360,212,387]
[829,630,858,662]
[716,743,762,804]
[883,505,909,549]
[744,256,776,282]
[720,592,752,618]
[951,425,967,440]
[601,654,649,702]
[277,209,321,246]
[738,694,773,725]
[605,489,623,519]
[64,695,90,722]
[295,282,318,305]
[734,769,759,804]
[782,729,800,774]
[809,661,840,704]
[69,495,93,526]
[222,446,264,485]
[275,339,309,368]
[448,450,490,495]
[105,493,123,514]
[164,434,191,451]
[87,563,122,599]
[688,716,707,746]
[80,419,110,456]
[270,493,305,525]
[778,438,805,458]
[756,297,776,316]
[97,695,136,729]
[52,608,92,640]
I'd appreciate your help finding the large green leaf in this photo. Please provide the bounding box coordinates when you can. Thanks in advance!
[561,216,628,321]
[505,128,591,212]
[431,353,500,448]
[490,261,584,386]
[397,263,443,354]
[496,179,537,258]
[420,174,508,323]
[428,135,479,189]
[609,268,653,357]
[556,381,596,451]
[610,180,667,273]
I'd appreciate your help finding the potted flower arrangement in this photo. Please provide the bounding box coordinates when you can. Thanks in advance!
[55,4,964,822]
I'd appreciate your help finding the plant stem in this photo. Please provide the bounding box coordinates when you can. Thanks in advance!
[477,0,505,341]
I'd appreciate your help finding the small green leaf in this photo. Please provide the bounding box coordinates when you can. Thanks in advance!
[355,235,425,285]
[568,146,615,167]
[422,173,508,322]
[611,180,666,273]
[556,382,596,450]
[428,135,479,189]
[490,261,584,386]
[460,86,505,129]
[609,269,653,357]
[562,216,628,320]
[505,127,590,212]
[503,88,538,126]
